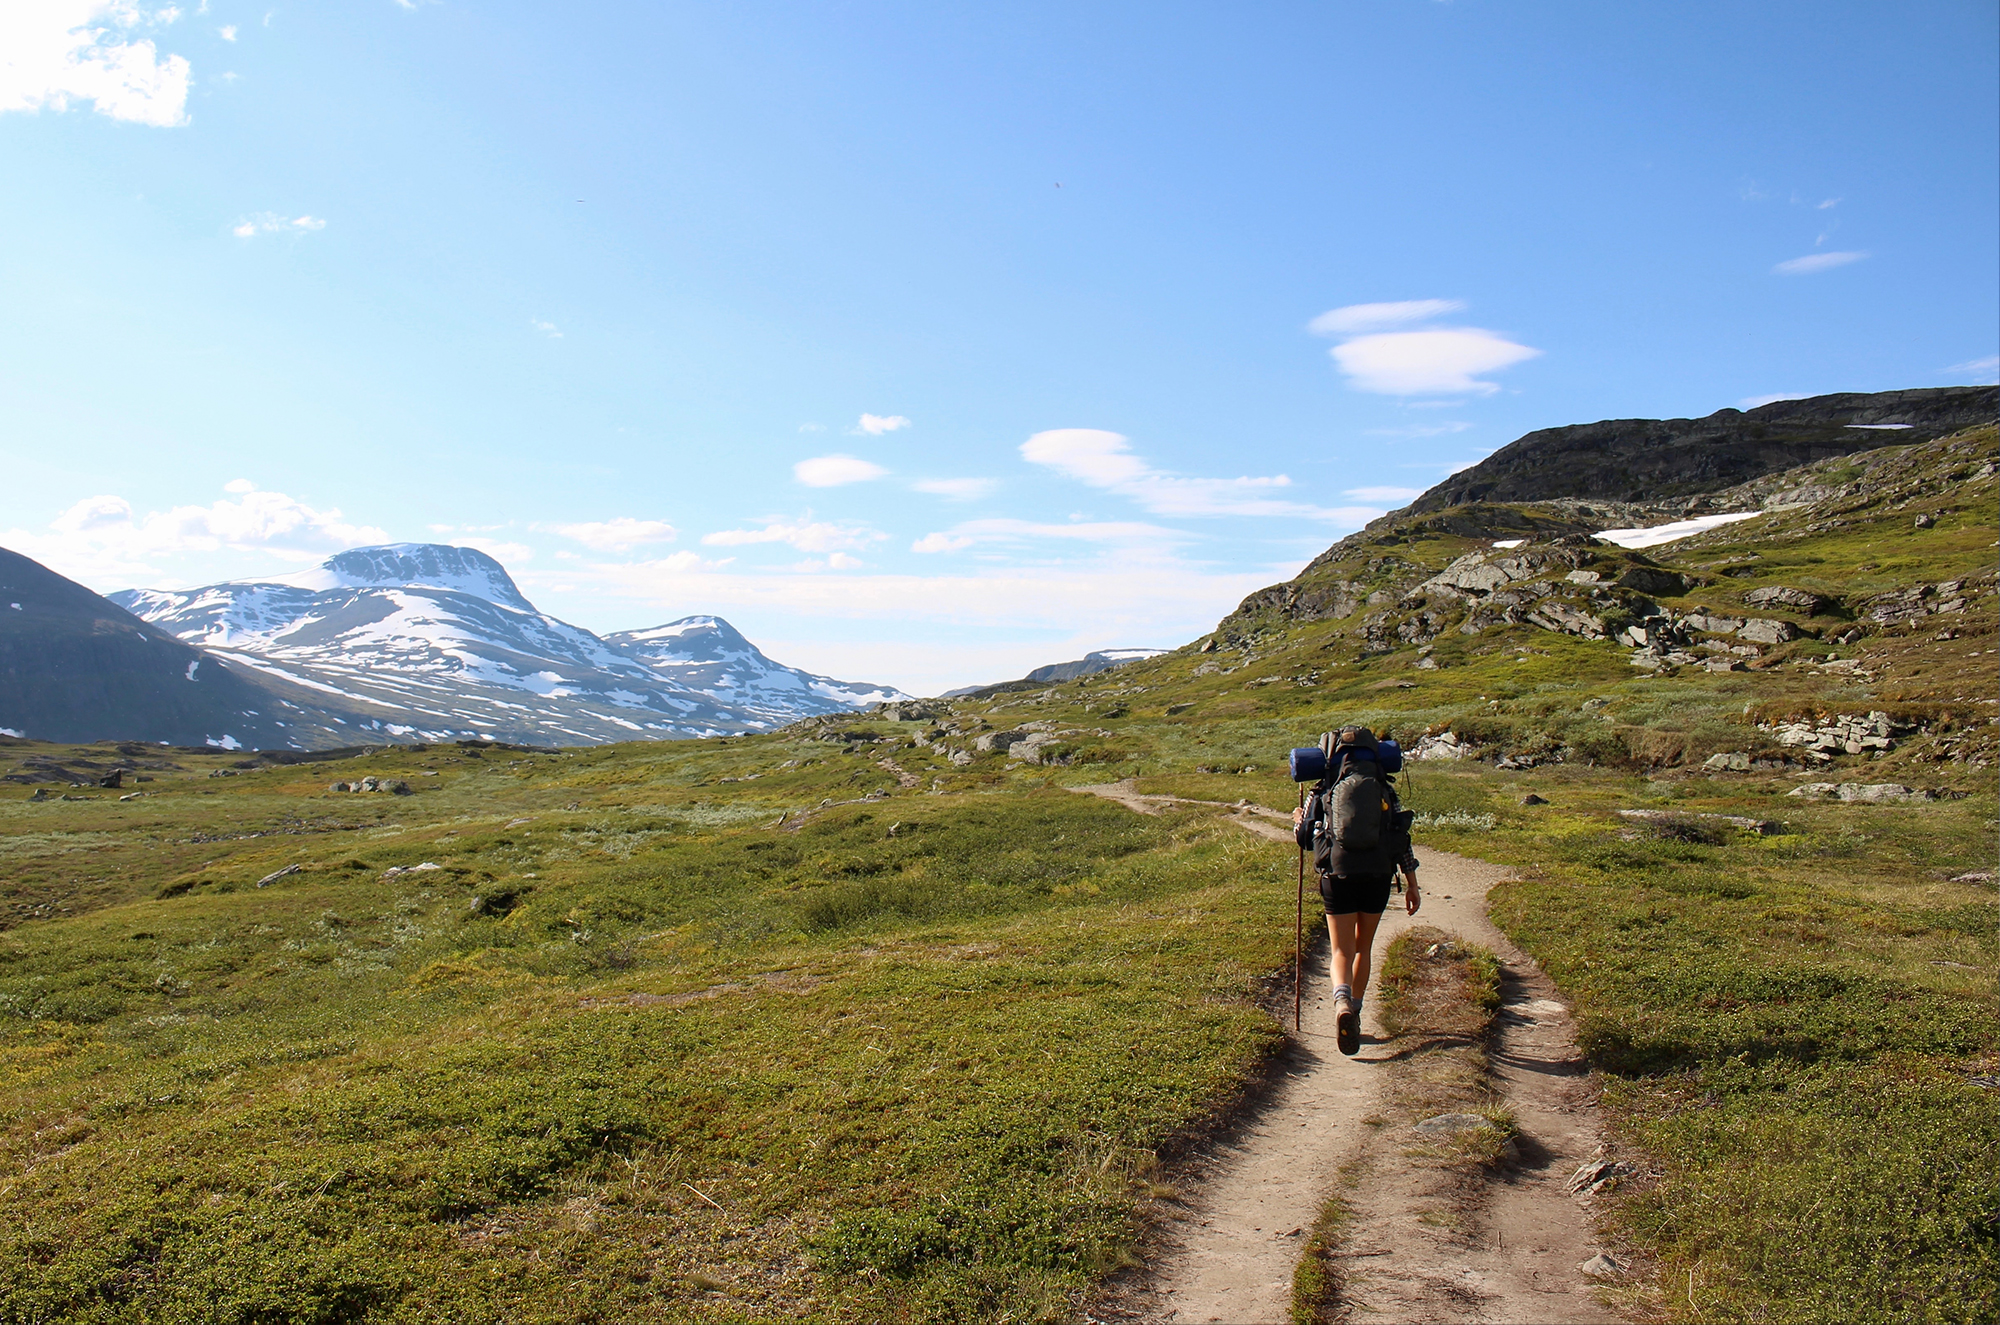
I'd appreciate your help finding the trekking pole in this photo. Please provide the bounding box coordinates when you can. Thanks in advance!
[1295,781,1305,1035]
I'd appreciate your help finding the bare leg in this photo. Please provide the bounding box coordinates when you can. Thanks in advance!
[1325,910,1386,998]
[1351,911,1383,1001]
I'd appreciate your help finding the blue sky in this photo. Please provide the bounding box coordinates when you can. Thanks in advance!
[2,1,1995,694]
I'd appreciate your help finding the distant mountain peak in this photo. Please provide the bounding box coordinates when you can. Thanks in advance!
[255,543,534,612]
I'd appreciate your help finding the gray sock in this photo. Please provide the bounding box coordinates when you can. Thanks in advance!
[1333,983,1353,1003]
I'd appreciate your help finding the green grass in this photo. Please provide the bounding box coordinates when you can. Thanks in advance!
[2,427,1995,1321]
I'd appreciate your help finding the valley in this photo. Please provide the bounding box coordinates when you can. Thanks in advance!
[0,394,1993,1323]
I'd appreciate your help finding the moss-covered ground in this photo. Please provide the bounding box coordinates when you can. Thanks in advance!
[2,429,1995,1322]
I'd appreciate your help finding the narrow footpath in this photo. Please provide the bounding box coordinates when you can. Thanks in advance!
[1074,782,1625,1325]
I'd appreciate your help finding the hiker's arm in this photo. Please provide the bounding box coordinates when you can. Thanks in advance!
[1401,844,1420,914]
[1293,795,1317,850]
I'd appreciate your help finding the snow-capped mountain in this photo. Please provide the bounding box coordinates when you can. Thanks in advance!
[607,616,900,729]
[111,544,905,746]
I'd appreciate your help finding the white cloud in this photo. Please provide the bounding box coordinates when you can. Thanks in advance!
[701,519,886,554]
[530,318,562,338]
[456,538,534,565]
[794,454,889,487]
[223,477,256,493]
[1739,392,1810,409]
[1773,250,1867,275]
[1945,355,1998,384]
[1343,486,1423,503]
[911,518,1183,554]
[0,2,192,127]
[911,477,997,501]
[218,23,234,39]
[1307,299,1465,336]
[516,554,1288,698]
[855,413,911,435]
[1329,328,1541,396]
[551,518,676,552]
[232,213,326,238]
[3,482,390,585]
[1020,428,1359,520]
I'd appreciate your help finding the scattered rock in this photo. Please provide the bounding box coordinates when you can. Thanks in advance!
[329,777,414,795]
[118,792,144,801]
[1165,703,1195,716]
[1411,731,1467,761]
[1736,618,1800,645]
[381,862,443,878]
[97,769,126,789]
[1519,793,1548,805]
[1950,871,1994,883]
[27,788,51,802]
[256,864,302,888]
[1914,513,1935,528]
[1704,752,1752,771]
[1580,1253,1626,1278]
[1566,1155,1637,1197]
[1760,710,1910,756]
[1787,782,1937,803]
[1617,566,1688,597]
[1744,585,1830,614]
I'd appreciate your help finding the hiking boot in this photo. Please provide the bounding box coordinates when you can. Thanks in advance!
[1334,995,1361,1056]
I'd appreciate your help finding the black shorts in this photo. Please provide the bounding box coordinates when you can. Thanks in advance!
[1319,872,1394,916]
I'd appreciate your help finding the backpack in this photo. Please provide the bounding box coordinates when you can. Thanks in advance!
[1309,727,1412,876]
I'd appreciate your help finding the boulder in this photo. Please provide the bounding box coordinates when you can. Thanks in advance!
[1737,618,1800,645]
[1410,731,1467,761]
[1744,585,1830,614]
[1787,782,1936,803]
[1681,613,1744,635]
[1617,566,1688,597]
[1704,752,1752,771]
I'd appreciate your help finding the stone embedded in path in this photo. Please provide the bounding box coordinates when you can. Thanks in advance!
[1580,1252,1625,1277]
[1413,1112,1496,1136]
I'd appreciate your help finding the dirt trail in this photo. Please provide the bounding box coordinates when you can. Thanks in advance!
[1073,782,1620,1325]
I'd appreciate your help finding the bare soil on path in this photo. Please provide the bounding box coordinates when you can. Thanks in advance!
[1073,783,1625,1325]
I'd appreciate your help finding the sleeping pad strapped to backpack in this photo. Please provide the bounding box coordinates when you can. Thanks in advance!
[1304,727,1415,878]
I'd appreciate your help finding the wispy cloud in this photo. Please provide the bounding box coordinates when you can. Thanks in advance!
[1773,250,1866,275]
[530,317,562,338]
[854,413,911,435]
[1945,355,1998,384]
[1020,428,1365,521]
[794,454,888,487]
[1310,300,1539,396]
[0,2,192,127]
[911,518,1182,554]
[701,519,886,554]
[911,477,997,501]
[550,518,676,552]
[232,213,326,238]
[1331,329,1540,396]
[1308,299,1465,336]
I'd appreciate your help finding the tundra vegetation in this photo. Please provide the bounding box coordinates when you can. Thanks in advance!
[1,427,1995,1323]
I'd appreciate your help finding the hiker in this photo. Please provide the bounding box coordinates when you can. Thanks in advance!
[1292,726,1420,1056]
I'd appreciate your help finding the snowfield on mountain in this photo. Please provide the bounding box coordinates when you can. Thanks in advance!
[112,544,904,746]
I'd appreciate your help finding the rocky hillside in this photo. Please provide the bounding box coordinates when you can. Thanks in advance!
[1410,385,1993,512]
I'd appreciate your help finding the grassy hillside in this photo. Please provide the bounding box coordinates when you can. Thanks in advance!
[1,427,1994,1322]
